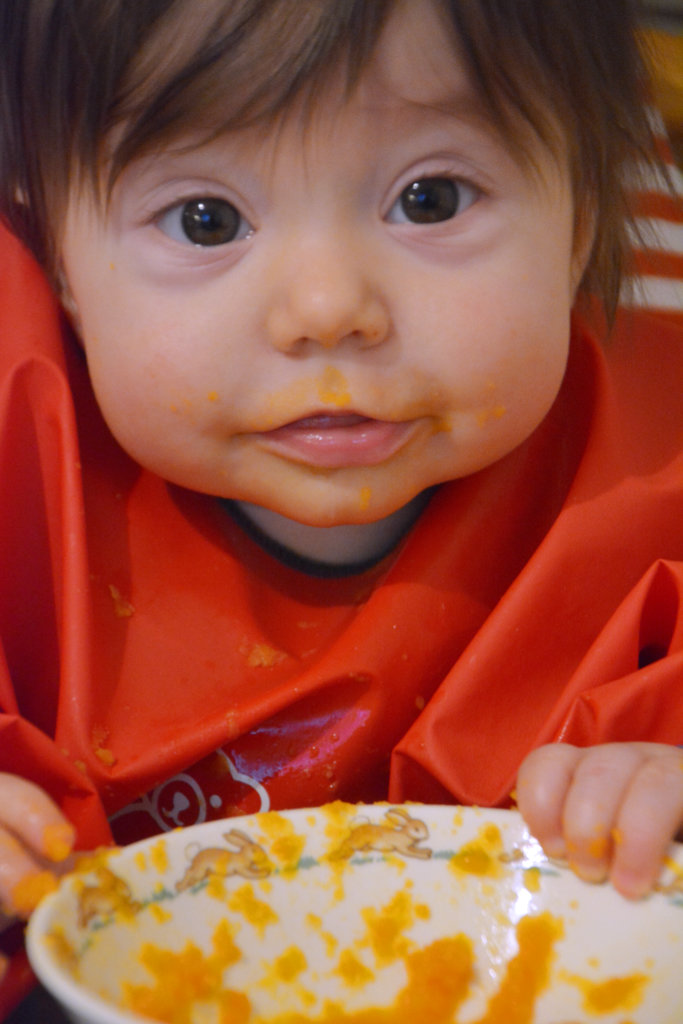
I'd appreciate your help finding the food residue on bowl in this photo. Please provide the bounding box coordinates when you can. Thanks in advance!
[33,803,671,1024]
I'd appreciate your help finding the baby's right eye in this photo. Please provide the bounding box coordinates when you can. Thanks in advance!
[156,197,251,246]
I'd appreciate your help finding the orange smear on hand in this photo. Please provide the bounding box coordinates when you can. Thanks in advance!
[11,870,58,916]
[587,835,609,860]
[43,822,74,862]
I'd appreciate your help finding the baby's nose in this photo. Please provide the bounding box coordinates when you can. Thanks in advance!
[265,244,390,353]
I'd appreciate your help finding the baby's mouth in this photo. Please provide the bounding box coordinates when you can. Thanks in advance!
[282,412,371,430]
[258,411,418,468]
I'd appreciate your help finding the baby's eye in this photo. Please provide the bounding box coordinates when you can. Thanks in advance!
[387,177,478,225]
[156,197,251,246]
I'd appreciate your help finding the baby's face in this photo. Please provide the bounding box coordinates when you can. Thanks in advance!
[60,0,586,527]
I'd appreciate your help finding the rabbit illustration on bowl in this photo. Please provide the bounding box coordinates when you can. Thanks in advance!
[175,828,272,891]
[330,807,432,860]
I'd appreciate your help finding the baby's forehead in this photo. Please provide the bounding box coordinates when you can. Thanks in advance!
[141,0,494,155]
[366,0,470,105]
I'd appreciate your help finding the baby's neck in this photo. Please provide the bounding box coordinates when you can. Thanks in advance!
[232,493,429,574]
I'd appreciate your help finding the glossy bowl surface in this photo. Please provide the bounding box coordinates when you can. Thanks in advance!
[26,803,683,1024]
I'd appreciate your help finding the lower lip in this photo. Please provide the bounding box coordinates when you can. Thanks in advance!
[257,414,418,468]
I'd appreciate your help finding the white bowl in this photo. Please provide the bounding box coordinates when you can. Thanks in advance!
[26,803,683,1024]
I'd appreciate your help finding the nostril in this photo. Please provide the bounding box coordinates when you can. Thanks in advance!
[266,296,390,353]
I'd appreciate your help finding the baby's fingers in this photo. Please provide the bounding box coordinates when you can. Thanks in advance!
[609,750,683,899]
[0,775,74,918]
[516,744,584,860]
[0,774,74,864]
[0,825,59,918]
[518,744,683,900]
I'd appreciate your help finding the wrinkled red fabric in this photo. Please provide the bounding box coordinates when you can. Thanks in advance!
[0,218,681,1013]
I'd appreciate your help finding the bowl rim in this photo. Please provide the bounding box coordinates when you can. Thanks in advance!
[27,891,151,1024]
[24,803,683,1024]
[25,805,527,1022]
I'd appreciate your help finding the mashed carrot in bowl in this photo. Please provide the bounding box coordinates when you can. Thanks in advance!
[26,803,683,1024]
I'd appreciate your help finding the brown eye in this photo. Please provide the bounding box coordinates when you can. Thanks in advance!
[388,176,479,227]
[180,198,242,245]
[157,197,250,246]
[400,178,461,223]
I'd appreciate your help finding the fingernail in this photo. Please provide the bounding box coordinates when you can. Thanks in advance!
[611,867,650,901]
[569,859,608,884]
[543,838,567,860]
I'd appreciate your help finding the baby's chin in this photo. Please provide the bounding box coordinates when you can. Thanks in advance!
[230,493,431,568]
[229,486,425,529]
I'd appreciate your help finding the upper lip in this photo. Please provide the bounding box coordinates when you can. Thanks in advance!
[271,411,378,430]
[258,409,409,434]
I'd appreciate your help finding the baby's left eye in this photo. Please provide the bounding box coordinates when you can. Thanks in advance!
[156,197,252,246]
[387,177,478,225]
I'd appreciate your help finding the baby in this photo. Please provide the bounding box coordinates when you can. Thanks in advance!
[0,0,681,1009]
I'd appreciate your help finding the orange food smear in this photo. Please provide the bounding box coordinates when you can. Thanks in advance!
[273,947,308,983]
[450,845,495,876]
[150,838,169,873]
[271,834,306,869]
[475,404,507,428]
[241,642,288,668]
[10,870,58,916]
[43,822,74,863]
[118,913,564,1024]
[587,835,609,860]
[564,970,649,1014]
[449,825,504,879]
[228,883,279,933]
[393,935,474,1022]
[124,920,247,1024]
[473,912,562,1024]
[359,487,372,511]
[317,366,351,408]
[108,583,135,618]
[95,746,116,767]
[587,975,648,1013]
[523,867,541,893]
[335,949,374,987]
[255,935,475,1024]
[257,815,306,871]
[91,724,117,767]
[361,891,414,963]
[46,926,80,977]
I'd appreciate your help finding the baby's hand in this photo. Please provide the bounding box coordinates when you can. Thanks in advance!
[516,742,683,899]
[0,773,75,921]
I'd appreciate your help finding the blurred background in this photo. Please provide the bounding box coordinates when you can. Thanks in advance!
[641,0,683,163]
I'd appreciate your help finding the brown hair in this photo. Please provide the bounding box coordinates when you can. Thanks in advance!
[0,0,660,317]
